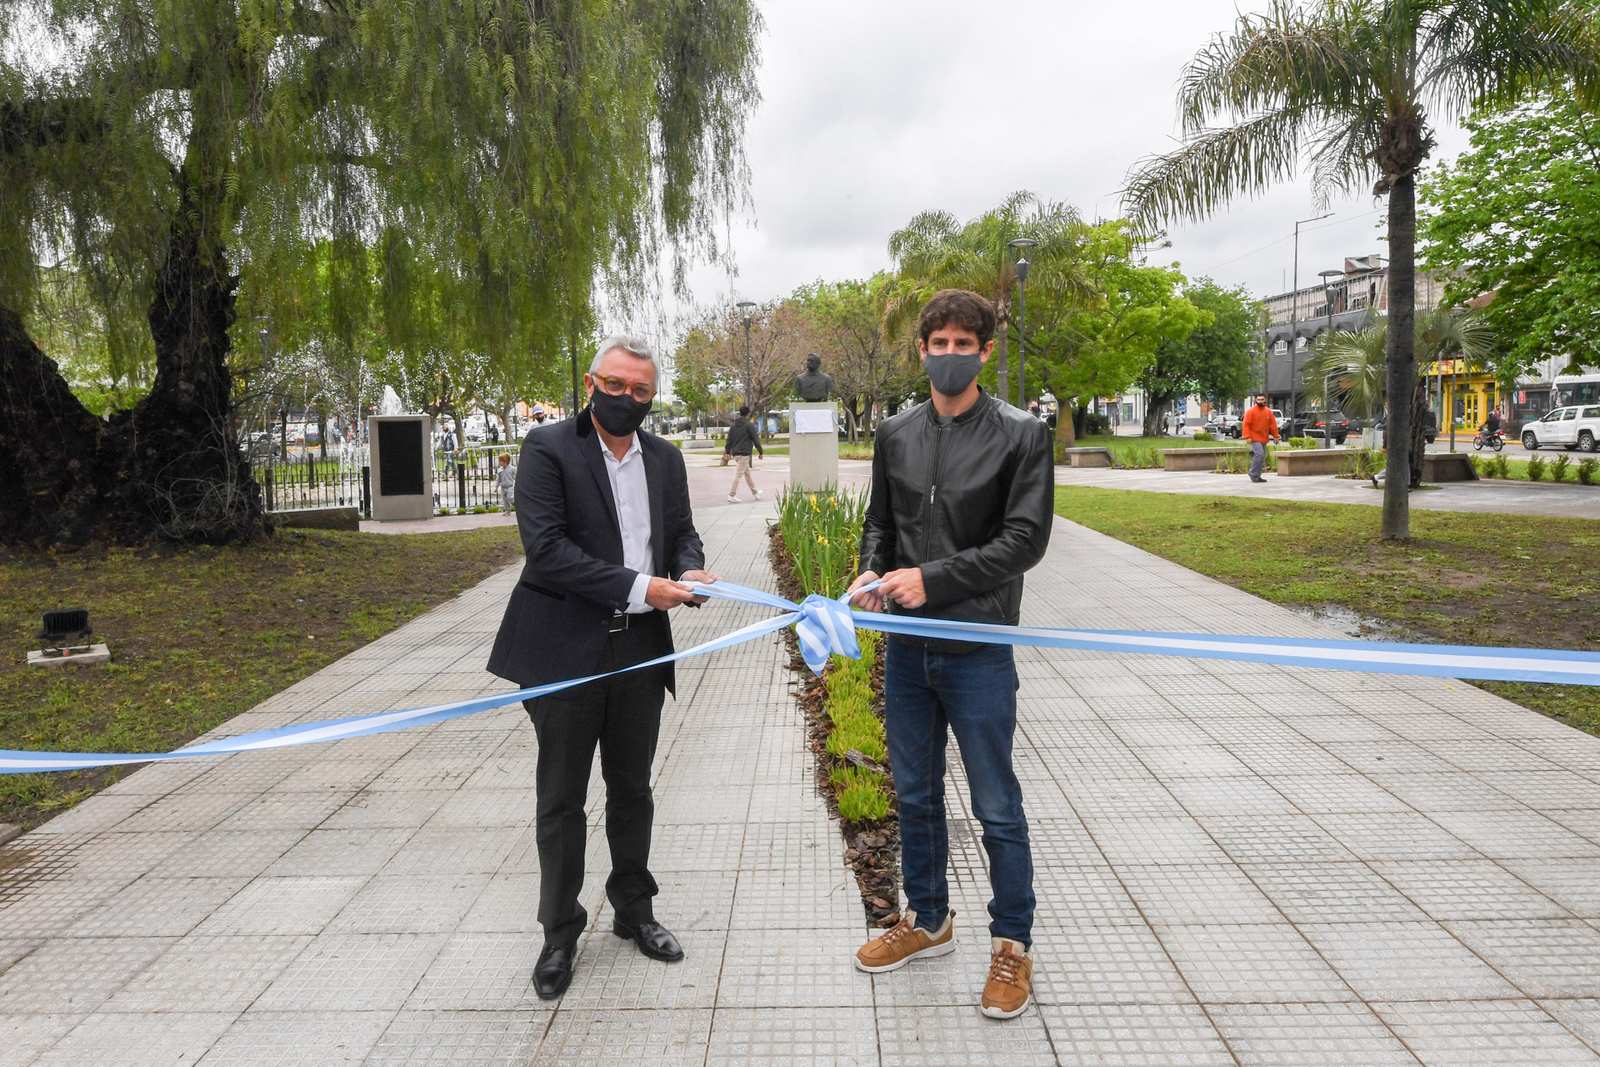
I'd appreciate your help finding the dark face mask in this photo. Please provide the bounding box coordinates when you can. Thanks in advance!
[590,389,652,436]
[925,353,983,397]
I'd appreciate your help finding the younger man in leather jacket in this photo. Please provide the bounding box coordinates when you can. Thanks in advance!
[846,289,1054,1019]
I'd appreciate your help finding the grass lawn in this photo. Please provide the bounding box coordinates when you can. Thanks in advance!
[1056,486,1600,732]
[0,526,523,829]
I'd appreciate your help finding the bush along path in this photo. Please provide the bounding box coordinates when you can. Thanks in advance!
[769,487,901,927]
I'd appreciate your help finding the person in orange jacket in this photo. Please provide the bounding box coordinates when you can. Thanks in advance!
[1241,395,1280,482]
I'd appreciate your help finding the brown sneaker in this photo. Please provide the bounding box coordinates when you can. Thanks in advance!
[980,937,1033,1019]
[853,909,955,973]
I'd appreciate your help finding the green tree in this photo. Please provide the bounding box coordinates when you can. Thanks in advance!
[884,192,1090,405]
[1307,307,1493,482]
[0,0,761,545]
[792,275,919,440]
[672,300,811,423]
[1123,0,1600,540]
[1136,279,1259,436]
[1421,94,1600,379]
[1026,221,1201,446]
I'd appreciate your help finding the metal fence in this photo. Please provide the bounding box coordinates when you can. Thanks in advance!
[253,444,510,516]
[434,446,509,512]
[255,455,370,515]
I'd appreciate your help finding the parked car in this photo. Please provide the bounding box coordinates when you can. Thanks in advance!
[1371,411,1438,444]
[1285,409,1352,444]
[1205,413,1241,437]
[1521,405,1600,452]
[238,431,281,462]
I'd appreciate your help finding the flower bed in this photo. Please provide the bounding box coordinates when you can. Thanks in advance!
[771,486,899,924]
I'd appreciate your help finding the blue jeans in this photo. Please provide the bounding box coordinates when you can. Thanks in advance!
[884,638,1034,946]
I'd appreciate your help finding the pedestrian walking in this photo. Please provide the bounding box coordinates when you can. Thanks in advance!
[723,405,764,503]
[495,452,517,512]
[1242,393,1280,482]
[846,289,1053,1020]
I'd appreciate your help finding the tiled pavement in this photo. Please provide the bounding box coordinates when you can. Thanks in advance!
[6,478,1600,1064]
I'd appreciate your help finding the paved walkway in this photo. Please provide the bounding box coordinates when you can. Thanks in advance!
[1056,464,1600,519]
[7,470,1600,1063]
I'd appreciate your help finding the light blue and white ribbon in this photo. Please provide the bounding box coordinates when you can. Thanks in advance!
[3,578,1597,774]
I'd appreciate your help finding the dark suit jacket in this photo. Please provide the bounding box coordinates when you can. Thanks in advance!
[487,408,705,695]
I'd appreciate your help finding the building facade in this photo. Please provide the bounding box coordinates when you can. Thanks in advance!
[1259,255,1445,416]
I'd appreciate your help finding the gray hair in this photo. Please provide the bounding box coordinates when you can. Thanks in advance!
[589,335,657,375]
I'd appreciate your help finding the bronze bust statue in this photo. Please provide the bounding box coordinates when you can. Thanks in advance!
[793,353,835,402]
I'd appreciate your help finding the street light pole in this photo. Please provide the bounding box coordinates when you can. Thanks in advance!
[735,300,758,411]
[1287,213,1333,438]
[1318,268,1343,450]
[1008,237,1038,410]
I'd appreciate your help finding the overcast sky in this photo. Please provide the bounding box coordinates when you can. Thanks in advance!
[663,0,1471,337]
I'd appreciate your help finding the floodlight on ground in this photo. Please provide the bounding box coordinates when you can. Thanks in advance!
[28,607,109,668]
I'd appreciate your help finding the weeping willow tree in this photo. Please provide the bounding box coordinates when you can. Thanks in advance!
[0,0,761,545]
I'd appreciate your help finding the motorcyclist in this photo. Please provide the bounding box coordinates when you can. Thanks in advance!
[1481,409,1502,437]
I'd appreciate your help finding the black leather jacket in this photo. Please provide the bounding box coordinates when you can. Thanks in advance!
[859,390,1054,638]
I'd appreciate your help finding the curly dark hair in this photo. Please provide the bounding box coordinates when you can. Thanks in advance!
[918,289,996,348]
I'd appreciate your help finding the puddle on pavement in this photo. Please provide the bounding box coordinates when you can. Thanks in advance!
[1289,604,1398,640]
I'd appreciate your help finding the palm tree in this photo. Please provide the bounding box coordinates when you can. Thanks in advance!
[1124,0,1599,539]
[884,192,1089,404]
[1307,307,1493,482]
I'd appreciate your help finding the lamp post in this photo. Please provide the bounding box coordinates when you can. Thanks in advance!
[735,300,757,410]
[1317,268,1343,449]
[1286,213,1333,438]
[1008,237,1038,410]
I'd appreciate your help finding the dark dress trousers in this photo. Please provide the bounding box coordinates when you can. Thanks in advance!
[487,408,705,948]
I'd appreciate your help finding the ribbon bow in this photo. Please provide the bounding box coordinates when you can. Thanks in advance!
[795,592,864,674]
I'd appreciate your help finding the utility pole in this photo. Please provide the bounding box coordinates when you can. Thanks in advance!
[736,300,758,410]
[1287,213,1333,435]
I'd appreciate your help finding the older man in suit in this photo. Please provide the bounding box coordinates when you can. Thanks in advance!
[488,336,715,1000]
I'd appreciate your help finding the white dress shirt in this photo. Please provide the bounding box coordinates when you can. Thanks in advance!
[597,431,655,613]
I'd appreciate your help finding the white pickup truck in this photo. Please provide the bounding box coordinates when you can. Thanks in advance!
[1521,405,1600,452]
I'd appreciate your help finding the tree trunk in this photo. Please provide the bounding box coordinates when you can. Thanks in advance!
[1381,173,1417,540]
[0,183,264,546]
[121,177,264,542]
[1142,395,1171,437]
[1054,398,1078,450]
[0,307,108,545]
[995,318,1009,407]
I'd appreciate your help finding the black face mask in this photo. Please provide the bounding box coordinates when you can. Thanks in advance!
[925,353,983,397]
[590,389,651,436]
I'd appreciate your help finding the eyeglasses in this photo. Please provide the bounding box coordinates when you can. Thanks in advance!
[593,374,655,404]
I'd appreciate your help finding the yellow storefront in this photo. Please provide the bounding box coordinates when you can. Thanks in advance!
[1426,359,1498,434]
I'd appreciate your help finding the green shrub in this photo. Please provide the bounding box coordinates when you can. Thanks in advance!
[832,766,891,823]
[1527,455,1546,482]
[1553,454,1572,482]
[1288,436,1317,449]
[1343,449,1382,479]
[1491,453,1511,479]
[1193,430,1214,441]
[775,485,869,598]
[1579,458,1598,486]
[1470,455,1487,479]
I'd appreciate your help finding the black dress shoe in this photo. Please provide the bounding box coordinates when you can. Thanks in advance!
[613,918,685,962]
[532,944,575,1000]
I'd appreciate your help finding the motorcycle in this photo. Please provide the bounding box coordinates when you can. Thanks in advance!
[1472,428,1506,452]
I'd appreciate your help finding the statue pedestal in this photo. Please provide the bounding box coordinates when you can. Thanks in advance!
[788,402,839,492]
[367,415,435,521]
